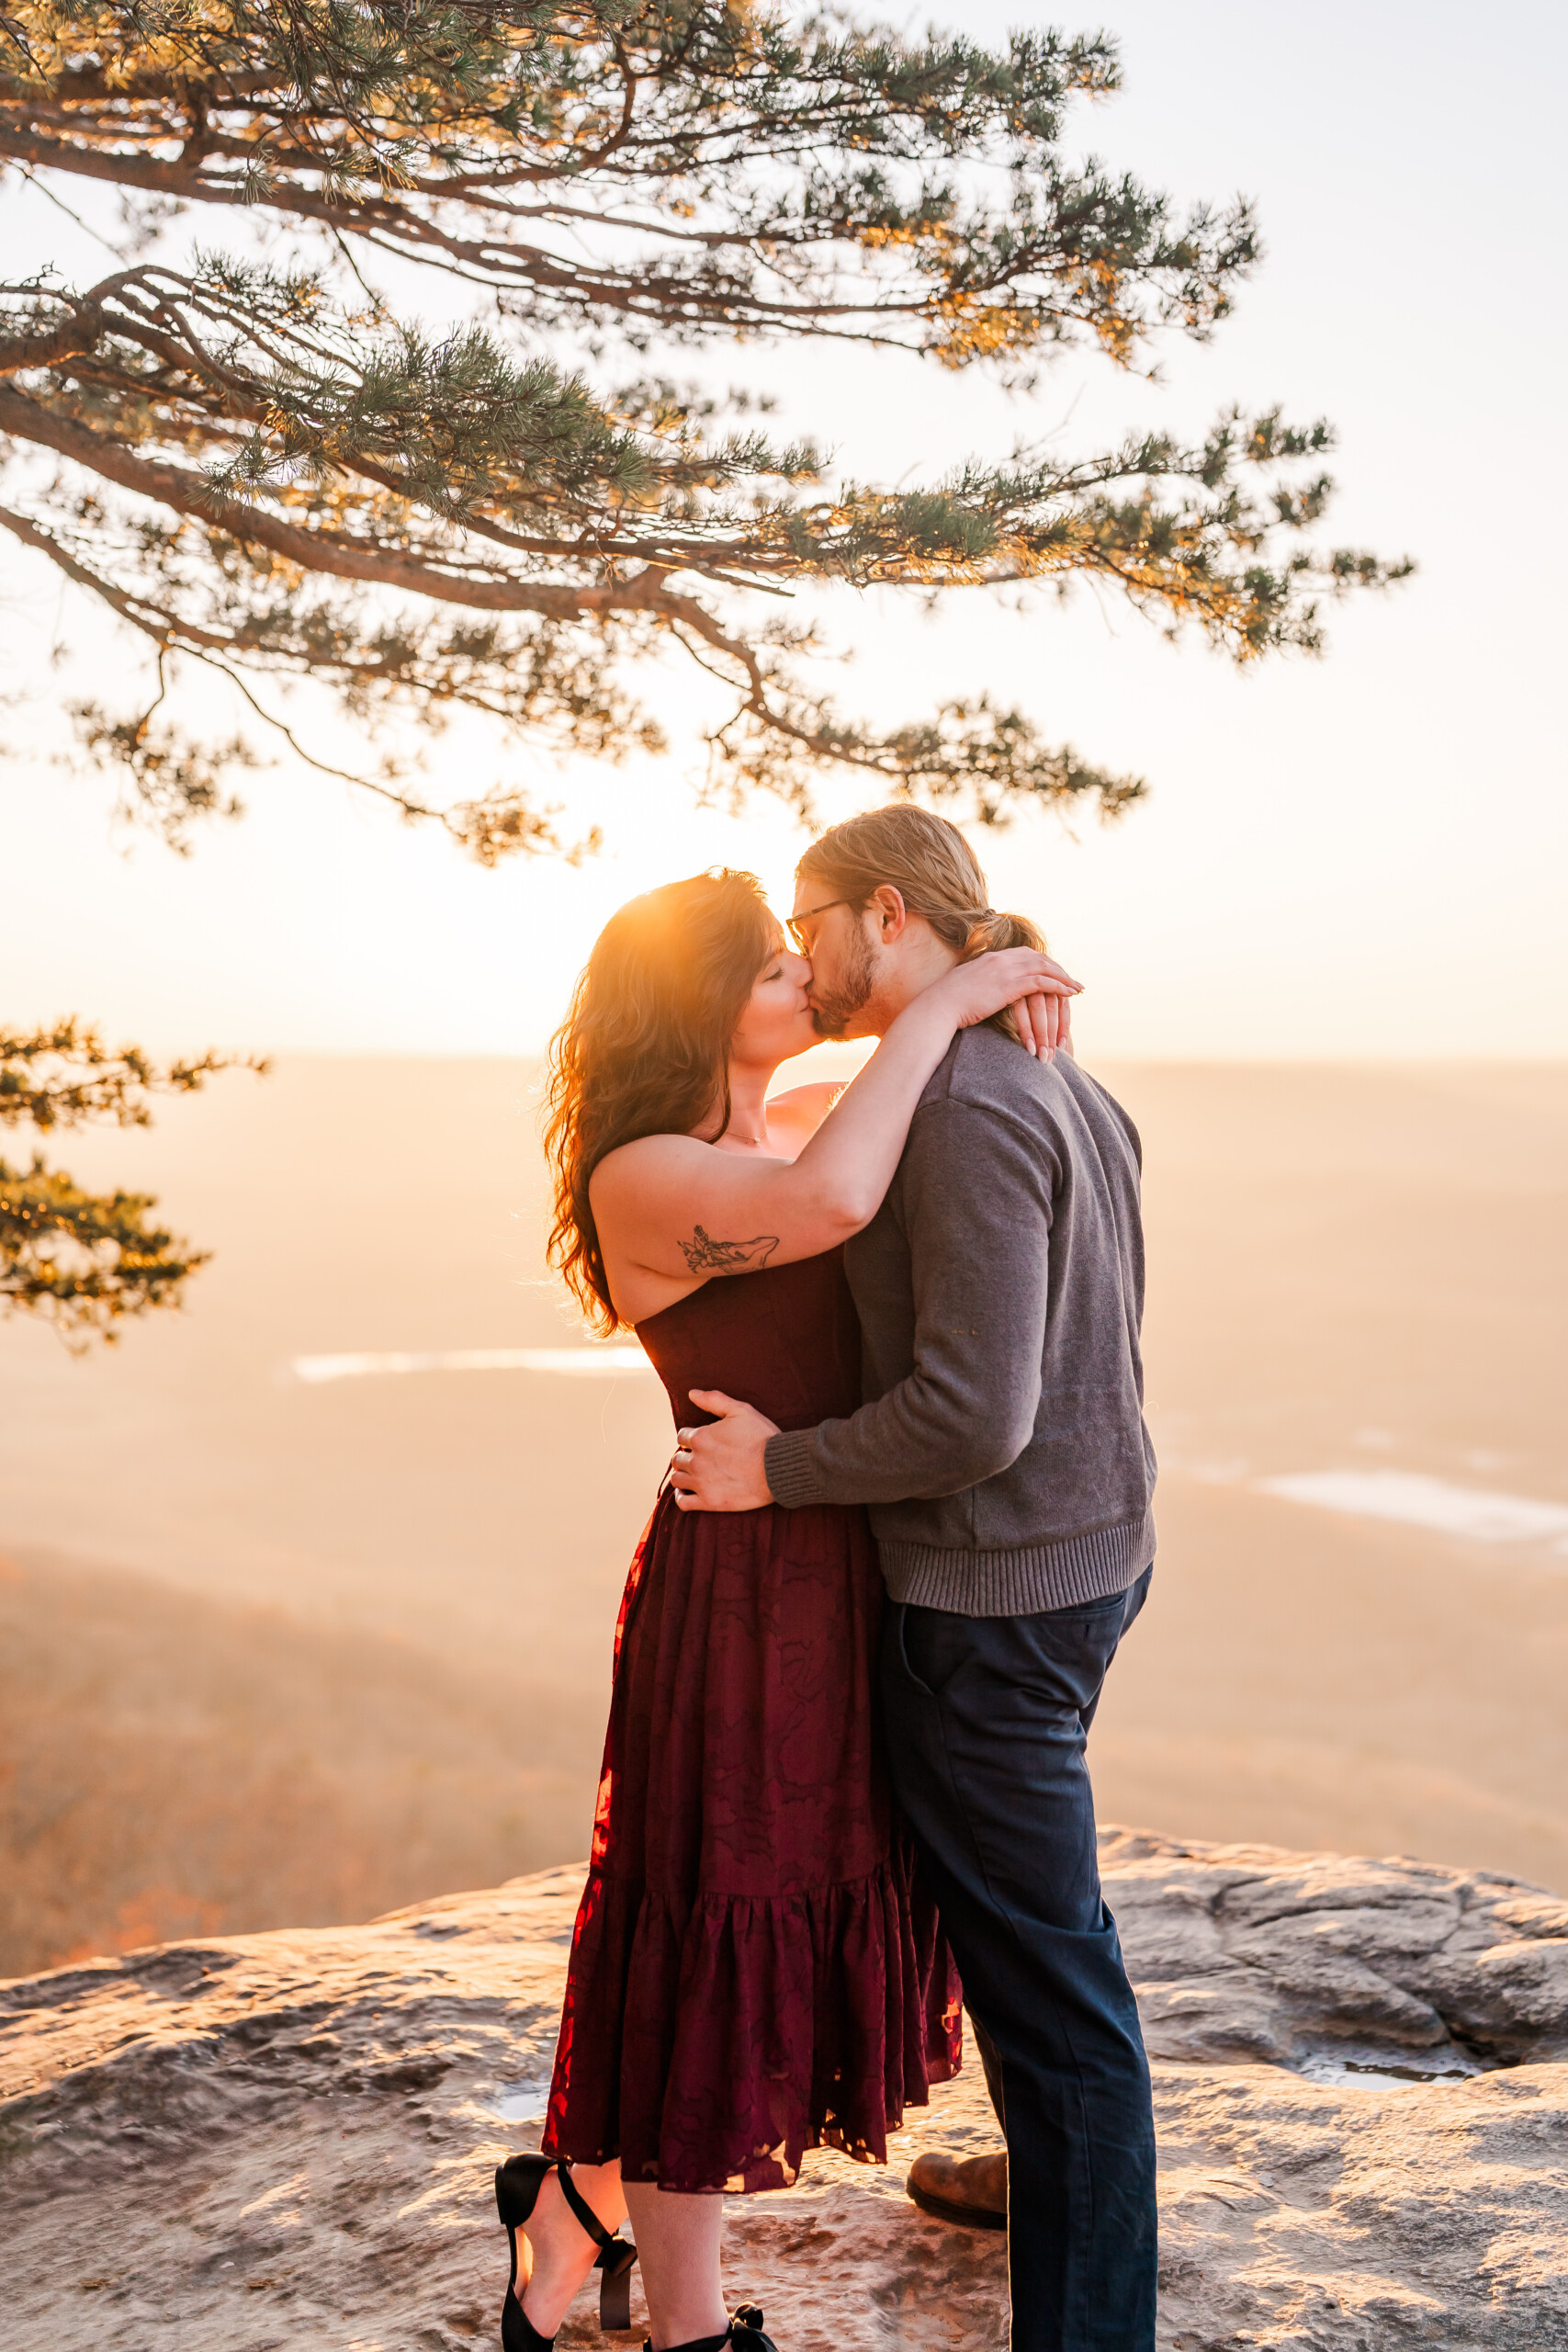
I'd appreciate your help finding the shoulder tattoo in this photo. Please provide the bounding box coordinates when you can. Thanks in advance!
[679,1225,780,1274]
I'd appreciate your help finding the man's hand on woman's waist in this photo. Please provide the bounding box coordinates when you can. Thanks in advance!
[671,1390,779,1511]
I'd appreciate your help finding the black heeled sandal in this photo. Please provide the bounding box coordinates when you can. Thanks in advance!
[494,2152,641,2349]
[647,2307,778,2352]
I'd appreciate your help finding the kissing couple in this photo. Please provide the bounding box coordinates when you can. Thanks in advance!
[494,806,1159,2352]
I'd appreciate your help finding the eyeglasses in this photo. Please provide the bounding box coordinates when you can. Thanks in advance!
[785,898,852,953]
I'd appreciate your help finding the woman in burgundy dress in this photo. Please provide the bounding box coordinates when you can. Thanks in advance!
[494,870,1067,2352]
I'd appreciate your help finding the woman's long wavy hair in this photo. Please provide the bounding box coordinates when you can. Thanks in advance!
[544,868,778,1332]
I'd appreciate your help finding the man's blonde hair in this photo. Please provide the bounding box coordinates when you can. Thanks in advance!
[797,804,1043,961]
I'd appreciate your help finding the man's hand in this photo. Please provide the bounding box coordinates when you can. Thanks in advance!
[671,1390,779,1511]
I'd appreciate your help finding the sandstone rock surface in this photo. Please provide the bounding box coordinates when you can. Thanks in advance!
[3,1828,1566,2349]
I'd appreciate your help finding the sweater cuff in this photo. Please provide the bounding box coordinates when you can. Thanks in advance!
[763,1426,829,1510]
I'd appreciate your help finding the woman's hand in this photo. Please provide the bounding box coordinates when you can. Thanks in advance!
[926,947,1082,1059]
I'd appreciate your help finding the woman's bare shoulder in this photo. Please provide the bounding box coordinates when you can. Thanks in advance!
[590,1131,708,1201]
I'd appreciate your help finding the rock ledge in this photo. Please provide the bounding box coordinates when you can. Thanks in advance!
[3,1828,1566,2349]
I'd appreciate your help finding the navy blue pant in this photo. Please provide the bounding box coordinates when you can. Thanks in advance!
[882,1569,1156,2352]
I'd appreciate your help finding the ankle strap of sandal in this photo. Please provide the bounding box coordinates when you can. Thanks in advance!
[553,2161,637,2327]
[551,2160,615,2253]
[647,2308,774,2352]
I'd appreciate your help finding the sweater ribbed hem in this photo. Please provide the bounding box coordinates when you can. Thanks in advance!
[876,1508,1156,1619]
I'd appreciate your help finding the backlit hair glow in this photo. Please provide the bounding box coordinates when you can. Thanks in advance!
[543,869,776,1331]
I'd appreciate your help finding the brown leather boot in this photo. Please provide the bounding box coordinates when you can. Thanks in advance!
[905,2148,1008,2231]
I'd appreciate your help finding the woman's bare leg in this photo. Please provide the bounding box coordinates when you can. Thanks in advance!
[624,2184,728,2349]
[518,2161,626,2337]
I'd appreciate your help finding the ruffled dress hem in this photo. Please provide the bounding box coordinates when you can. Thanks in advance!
[542,1850,960,2195]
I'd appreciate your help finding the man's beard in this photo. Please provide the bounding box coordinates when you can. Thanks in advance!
[809,925,876,1037]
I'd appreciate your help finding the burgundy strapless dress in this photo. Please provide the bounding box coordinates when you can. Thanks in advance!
[540,1248,962,2194]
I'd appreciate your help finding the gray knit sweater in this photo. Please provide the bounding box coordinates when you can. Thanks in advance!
[762,1028,1157,1616]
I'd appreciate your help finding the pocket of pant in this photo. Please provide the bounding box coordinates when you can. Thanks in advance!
[897,1605,970,1701]
[894,1604,938,1700]
[1051,1585,1133,1622]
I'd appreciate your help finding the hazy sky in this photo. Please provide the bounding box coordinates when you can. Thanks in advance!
[4,1,1564,1061]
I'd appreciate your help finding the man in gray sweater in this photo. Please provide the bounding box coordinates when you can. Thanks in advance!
[673,807,1157,2352]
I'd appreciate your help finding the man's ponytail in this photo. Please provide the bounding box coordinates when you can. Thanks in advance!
[955,909,1047,1046]
[958,907,1045,960]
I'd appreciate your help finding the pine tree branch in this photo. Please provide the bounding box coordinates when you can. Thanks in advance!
[0,5,1411,852]
[0,8,1252,361]
[0,1150,208,1348]
[0,1019,266,1131]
